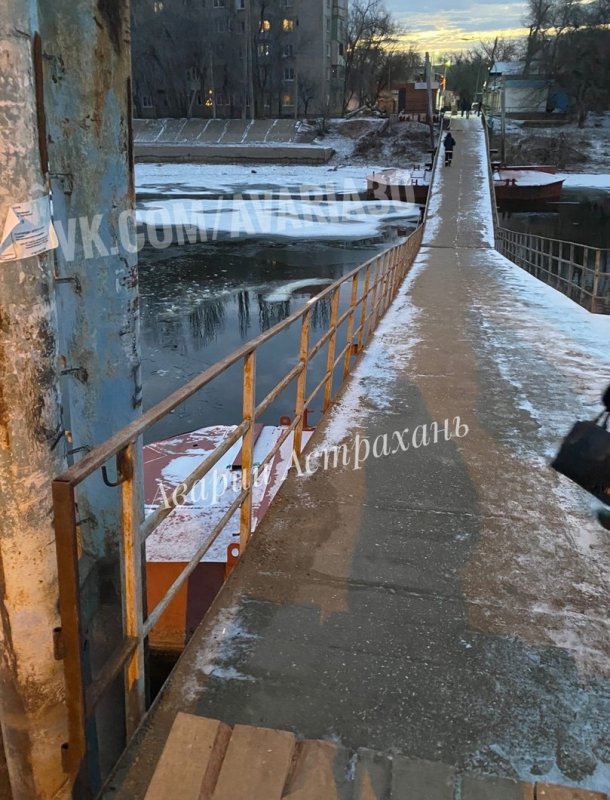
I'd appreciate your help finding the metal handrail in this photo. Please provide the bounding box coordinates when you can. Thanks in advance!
[482,113,500,236]
[52,224,425,785]
[498,226,610,255]
[496,227,609,313]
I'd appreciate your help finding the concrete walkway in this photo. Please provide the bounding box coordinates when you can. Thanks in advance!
[107,118,610,797]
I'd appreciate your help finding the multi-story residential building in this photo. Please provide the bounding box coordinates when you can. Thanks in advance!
[131,0,348,119]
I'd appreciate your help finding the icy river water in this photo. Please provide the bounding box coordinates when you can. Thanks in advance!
[135,164,426,442]
[139,238,394,442]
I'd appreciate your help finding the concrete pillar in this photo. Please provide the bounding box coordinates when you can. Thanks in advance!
[38,0,143,789]
[0,1,70,797]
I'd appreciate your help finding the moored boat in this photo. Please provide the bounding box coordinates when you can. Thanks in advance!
[493,168,565,205]
[366,167,430,205]
[500,165,557,175]
[143,423,314,653]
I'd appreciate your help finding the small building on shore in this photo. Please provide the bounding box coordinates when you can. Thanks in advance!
[395,80,440,116]
[484,61,551,117]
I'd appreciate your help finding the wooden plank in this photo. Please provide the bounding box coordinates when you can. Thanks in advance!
[144,713,230,800]
[283,740,350,800]
[536,785,609,800]
[212,724,296,800]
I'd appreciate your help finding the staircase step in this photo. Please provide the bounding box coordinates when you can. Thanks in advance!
[143,714,609,800]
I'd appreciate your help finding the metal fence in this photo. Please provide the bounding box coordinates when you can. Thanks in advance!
[52,225,424,789]
[496,227,610,314]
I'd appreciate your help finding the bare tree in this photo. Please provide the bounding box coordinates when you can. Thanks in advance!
[523,0,610,125]
[471,38,523,64]
[344,0,402,111]
[298,74,319,116]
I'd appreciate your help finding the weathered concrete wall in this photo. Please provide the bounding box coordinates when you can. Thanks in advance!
[0,2,69,798]
[134,143,335,164]
[40,0,143,791]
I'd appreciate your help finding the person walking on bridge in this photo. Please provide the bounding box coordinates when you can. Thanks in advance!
[443,131,456,166]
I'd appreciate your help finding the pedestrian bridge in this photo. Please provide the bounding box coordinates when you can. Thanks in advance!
[56,118,610,799]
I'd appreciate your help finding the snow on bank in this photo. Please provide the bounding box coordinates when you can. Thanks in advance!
[137,196,420,243]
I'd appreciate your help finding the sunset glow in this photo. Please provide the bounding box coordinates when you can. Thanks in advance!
[386,0,530,56]
[398,26,529,57]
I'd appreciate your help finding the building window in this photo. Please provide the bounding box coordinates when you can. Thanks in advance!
[282,44,293,57]
[260,19,271,31]
[283,0,293,7]
[284,67,295,81]
[213,0,225,6]
[236,0,245,7]
[258,43,271,57]
[153,0,163,11]
[283,93,293,106]
[141,95,153,108]
[214,17,226,31]
[239,20,245,32]
[282,18,295,31]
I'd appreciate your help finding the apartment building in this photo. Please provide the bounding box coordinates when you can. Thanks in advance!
[132,0,348,118]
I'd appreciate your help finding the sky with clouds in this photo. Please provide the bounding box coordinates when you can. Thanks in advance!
[385,0,529,55]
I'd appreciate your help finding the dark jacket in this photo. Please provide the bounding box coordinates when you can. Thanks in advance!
[444,133,456,150]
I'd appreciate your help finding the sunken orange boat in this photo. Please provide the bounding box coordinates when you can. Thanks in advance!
[366,167,430,205]
[493,168,565,204]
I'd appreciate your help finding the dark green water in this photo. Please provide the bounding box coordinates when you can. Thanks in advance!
[499,189,610,248]
[139,239,390,442]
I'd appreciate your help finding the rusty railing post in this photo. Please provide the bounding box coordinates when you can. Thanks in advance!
[368,253,388,332]
[293,309,311,457]
[240,350,257,552]
[590,249,602,314]
[357,265,371,354]
[366,259,380,342]
[53,480,87,781]
[323,287,340,412]
[343,273,359,381]
[117,443,146,739]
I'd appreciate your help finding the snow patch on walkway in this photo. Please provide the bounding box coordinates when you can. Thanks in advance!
[312,248,428,453]
[473,126,496,247]
[181,604,258,701]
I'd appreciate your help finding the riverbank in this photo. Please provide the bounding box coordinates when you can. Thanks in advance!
[490,112,610,173]
[134,116,433,168]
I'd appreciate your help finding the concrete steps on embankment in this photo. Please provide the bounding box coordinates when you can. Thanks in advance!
[133,118,334,163]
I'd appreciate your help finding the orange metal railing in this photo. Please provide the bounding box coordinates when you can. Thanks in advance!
[52,225,424,786]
